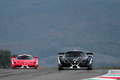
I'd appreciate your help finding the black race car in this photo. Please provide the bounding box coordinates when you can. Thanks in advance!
[58,50,93,70]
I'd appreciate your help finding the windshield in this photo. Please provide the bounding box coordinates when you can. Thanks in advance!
[65,52,85,57]
[16,56,33,60]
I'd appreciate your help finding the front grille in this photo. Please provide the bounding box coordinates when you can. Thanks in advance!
[23,66,27,68]
[29,66,35,67]
[72,61,78,65]
[73,66,77,68]
[15,66,22,67]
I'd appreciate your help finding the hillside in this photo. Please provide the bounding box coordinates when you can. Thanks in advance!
[0,0,120,67]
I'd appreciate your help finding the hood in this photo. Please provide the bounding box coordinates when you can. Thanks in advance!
[65,57,87,62]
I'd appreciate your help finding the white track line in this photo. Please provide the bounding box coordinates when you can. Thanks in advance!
[83,70,120,80]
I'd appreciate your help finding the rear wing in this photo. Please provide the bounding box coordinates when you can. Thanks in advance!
[33,57,38,59]
[86,53,93,57]
[58,52,65,58]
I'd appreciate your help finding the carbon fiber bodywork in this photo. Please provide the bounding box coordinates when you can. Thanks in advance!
[58,50,93,70]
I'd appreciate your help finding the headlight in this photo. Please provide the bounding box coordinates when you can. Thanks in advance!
[87,57,92,61]
[59,58,65,63]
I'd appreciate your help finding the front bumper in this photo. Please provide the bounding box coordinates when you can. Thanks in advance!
[62,63,90,67]
[60,61,92,68]
[12,65,38,69]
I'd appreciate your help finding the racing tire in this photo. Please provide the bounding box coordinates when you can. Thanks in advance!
[87,67,93,70]
[87,64,93,70]
[87,59,93,70]
[58,64,63,70]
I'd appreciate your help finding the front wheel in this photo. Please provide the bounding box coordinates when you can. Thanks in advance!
[87,64,93,70]
[58,64,63,70]
[87,67,93,70]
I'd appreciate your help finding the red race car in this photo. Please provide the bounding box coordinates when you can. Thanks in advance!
[11,54,38,69]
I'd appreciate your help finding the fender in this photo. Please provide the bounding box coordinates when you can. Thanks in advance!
[33,57,38,65]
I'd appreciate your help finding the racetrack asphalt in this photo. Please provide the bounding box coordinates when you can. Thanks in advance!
[0,68,107,80]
